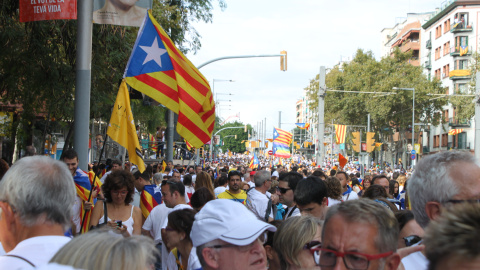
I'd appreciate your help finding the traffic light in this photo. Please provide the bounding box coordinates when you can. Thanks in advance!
[280,50,287,71]
[366,132,376,153]
[244,125,248,132]
[351,132,360,152]
[199,147,204,157]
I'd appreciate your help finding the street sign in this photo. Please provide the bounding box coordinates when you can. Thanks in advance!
[411,154,416,160]
[411,150,416,155]
[268,150,273,155]
[414,144,420,152]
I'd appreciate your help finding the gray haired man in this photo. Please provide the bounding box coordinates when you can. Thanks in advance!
[320,199,401,270]
[402,150,480,270]
[246,170,275,222]
[0,156,76,269]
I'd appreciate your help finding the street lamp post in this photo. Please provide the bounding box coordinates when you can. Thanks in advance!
[393,87,415,168]
[209,79,234,162]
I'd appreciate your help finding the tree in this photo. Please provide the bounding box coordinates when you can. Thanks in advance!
[0,0,225,162]
[305,49,447,161]
[217,121,249,153]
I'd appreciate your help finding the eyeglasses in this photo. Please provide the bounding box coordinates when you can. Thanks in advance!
[278,187,292,194]
[445,199,480,204]
[207,232,267,252]
[403,235,422,247]
[310,247,393,270]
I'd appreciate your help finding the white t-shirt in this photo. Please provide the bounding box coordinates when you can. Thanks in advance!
[342,190,359,201]
[214,186,227,198]
[71,196,82,234]
[142,203,169,244]
[166,247,202,270]
[246,188,274,221]
[161,204,193,270]
[328,198,342,207]
[401,243,428,270]
[0,242,5,256]
[100,170,112,184]
[0,236,70,269]
[284,205,301,219]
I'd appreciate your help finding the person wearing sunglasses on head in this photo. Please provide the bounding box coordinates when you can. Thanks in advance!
[320,199,401,270]
[278,172,302,219]
[272,216,322,270]
[394,210,424,249]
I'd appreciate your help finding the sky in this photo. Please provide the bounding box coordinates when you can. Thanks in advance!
[186,0,442,137]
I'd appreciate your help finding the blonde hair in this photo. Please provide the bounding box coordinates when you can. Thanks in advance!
[397,175,407,186]
[273,216,322,268]
[194,171,215,197]
[50,230,158,270]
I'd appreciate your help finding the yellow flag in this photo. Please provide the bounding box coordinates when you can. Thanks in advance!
[162,160,167,173]
[107,80,146,173]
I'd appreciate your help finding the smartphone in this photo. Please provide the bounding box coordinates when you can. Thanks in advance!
[116,220,122,227]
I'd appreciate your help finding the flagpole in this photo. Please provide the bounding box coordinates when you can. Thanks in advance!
[80,133,108,234]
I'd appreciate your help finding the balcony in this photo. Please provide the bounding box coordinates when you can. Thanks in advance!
[426,39,432,49]
[424,60,432,69]
[449,69,471,80]
[400,40,420,53]
[449,117,471,127]
[450,46,472,56]
[451,23,473,33]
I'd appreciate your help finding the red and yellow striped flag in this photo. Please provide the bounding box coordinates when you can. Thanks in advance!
[140,185,162,219]
[334,124,347,144]
[448,129,464,135]
[124,10,215,148]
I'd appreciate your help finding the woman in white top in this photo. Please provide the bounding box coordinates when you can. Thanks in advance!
[165,209,201,270]
[90,170,142,236]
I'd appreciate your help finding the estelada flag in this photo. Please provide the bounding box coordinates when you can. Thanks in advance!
[20,0,77,22]
[107,81,146,173]
[140,185,162,219]
[338,153,348,169]
[74,170,95,233]
[124,10,214,148]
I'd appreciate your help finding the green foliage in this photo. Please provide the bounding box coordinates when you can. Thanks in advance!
[217,121,249,153]
[306,49,447,140]
[0,0,225,158]
[449,51,478,121]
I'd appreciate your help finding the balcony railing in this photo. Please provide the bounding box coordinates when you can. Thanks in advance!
[426,39,432,49]
[451,22,473,33]
[448,141,470,150]
[424,60,432,69]
[450,46,472,56]
[449,117,471,127]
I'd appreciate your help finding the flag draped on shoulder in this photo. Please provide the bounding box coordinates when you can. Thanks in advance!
[124,10,215,148]
[74,170,95,233]
[272,127,292,158]
[107,81,146,173]
[140,185,162,219]
[334,124,347,144]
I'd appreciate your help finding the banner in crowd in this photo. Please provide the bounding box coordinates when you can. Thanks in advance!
[20,0,77,22]
[93,0,152,27]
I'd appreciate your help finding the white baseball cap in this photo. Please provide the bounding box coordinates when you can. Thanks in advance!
[191,199,276,247]
[272,171,279,178]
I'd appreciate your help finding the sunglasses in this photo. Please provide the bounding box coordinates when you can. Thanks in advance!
[403,235,422,247]
[278,187,292,194]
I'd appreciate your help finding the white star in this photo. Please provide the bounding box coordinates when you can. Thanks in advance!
[154,186,161,194]
[140,37,167,67]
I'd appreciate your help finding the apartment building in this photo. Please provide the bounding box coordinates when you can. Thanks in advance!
[421,0,478,154]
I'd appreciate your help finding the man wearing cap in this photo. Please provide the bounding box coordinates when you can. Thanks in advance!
[218,170,247,205]
[191,199,276,270]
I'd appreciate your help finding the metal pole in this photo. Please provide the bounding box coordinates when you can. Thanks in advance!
[367,114,370,169]
[167,110,174,161]
[476,72,480,161]
[278,111,281,129]
[74,0,93,171]
[317,66,326,167]
[412,88,415,168]
[209,80,216,162]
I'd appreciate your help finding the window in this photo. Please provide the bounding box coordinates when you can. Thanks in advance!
[455,59,468,70]
[436,25,443,38]
[445,41,450,54]
[455,84,468,94]
[455,36,468,48]
[444,19,451,32]
[433,135,440,148]
[444,110,449,122]
[442,134,448,147]
[445,64,450,77]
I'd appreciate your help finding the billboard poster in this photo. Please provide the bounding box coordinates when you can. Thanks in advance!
[93,0,153,27]
[19,0,77,22]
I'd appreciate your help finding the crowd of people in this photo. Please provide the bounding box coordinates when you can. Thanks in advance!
[0,149,479,270]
